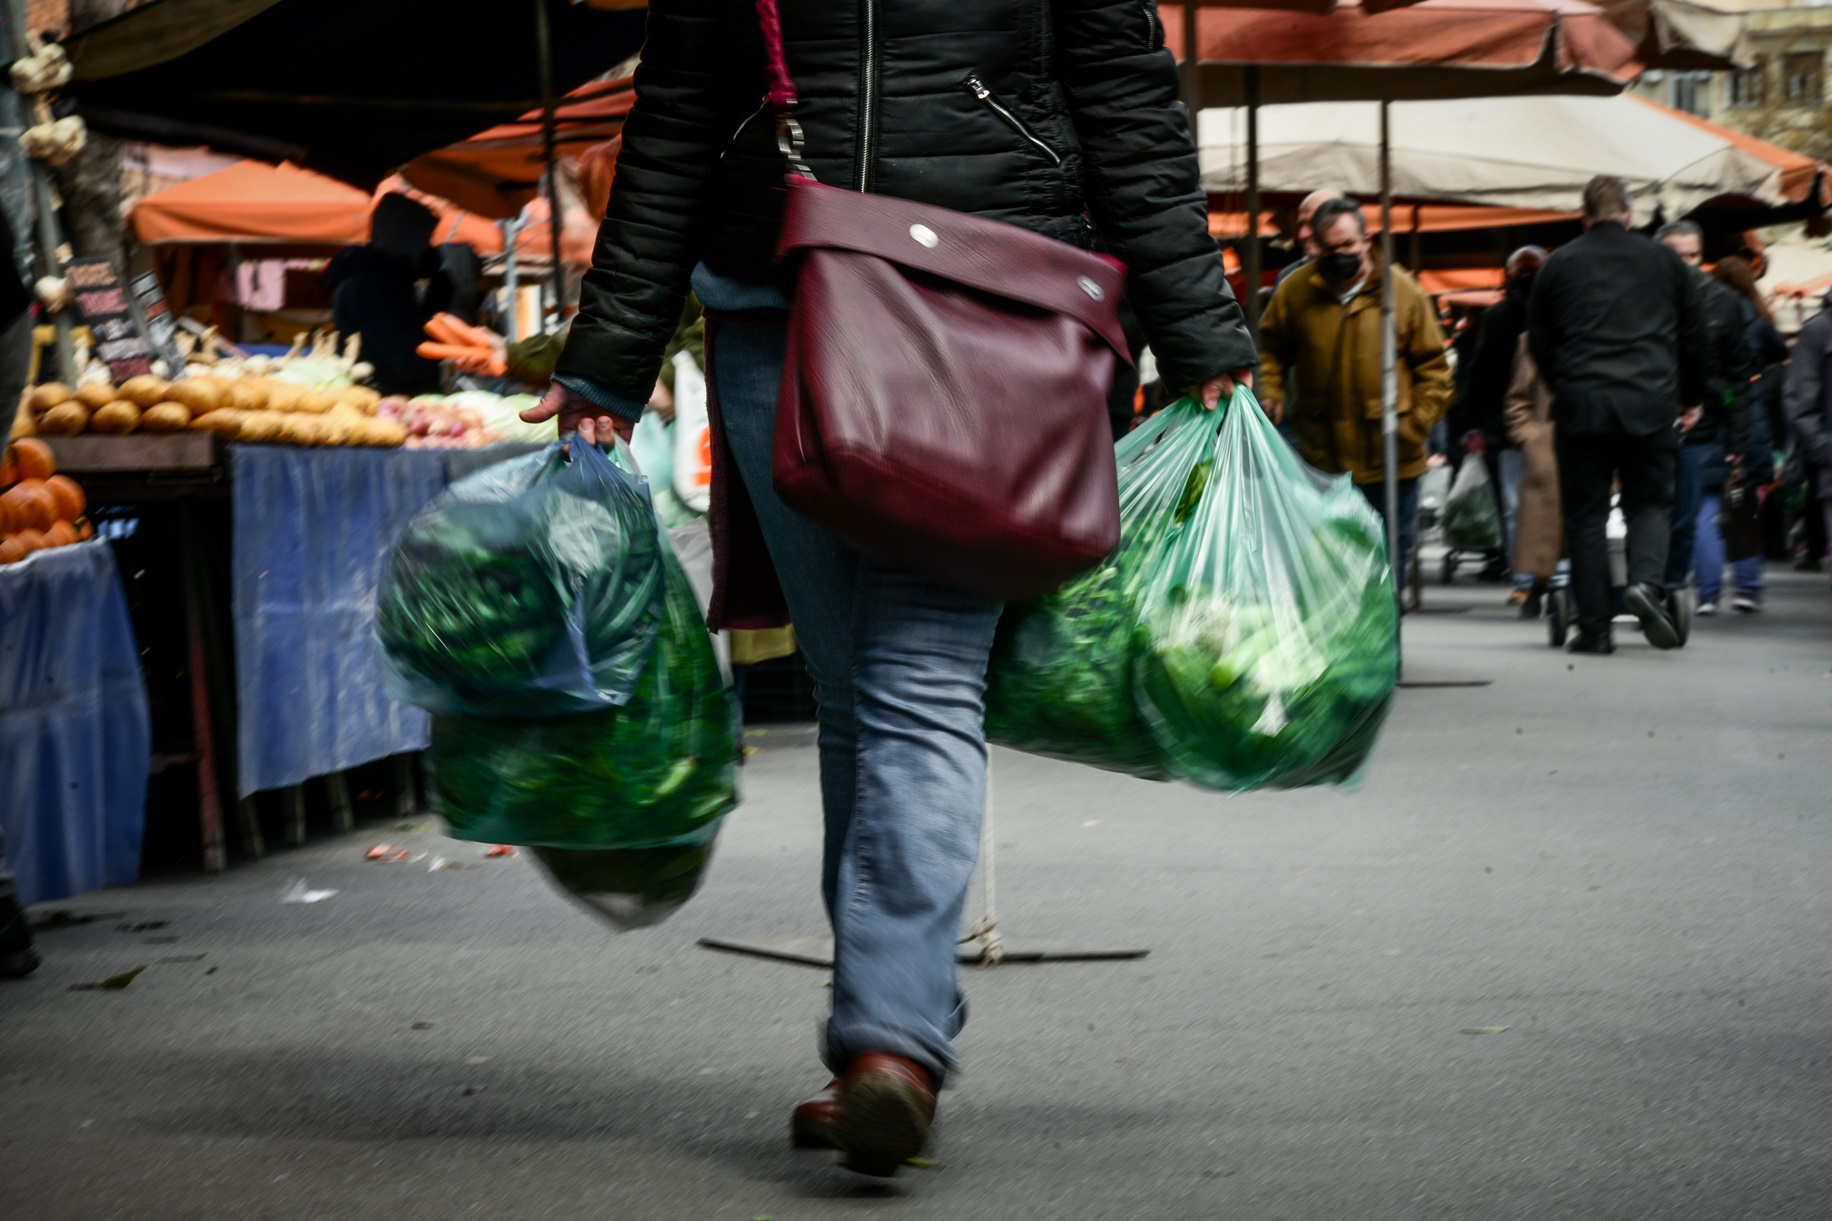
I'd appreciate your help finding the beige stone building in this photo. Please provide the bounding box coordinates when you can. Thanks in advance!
[1636,0,1832,158]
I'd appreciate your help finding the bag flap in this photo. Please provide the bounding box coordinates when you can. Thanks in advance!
[775,178,1130,361]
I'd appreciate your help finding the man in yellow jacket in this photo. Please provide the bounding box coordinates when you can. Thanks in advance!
[1258,197,1452,580]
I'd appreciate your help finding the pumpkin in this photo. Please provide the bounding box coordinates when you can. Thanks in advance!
[10,438,55,480]
[74,382,118,410]
[118,375,171,408]
[140,402,192,432]
[45,474,84,522]
[43,519,79,549]
[90,401,142,434]
[169,378,226,414]
[3,481,56,531]
[76,517,94,541]
[28,383,72,413]
[10,527,45,554]
[0,535,27,564]
[34,403,88,435]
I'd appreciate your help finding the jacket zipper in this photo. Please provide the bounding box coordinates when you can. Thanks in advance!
[962,73,1062,166]
[856,0,878,191]
[1141,2,1163,49]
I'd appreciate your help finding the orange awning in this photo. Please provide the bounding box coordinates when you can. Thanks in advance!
[132,159,514,254]
[1211,202,1577,237]
[1628,93,1820,203]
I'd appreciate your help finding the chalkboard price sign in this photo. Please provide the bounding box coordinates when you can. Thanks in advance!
[65,256,156,381]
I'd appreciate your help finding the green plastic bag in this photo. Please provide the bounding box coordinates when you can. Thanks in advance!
[1133,386,1399,790]
[1442,454,1502,551]
[424,543,740,850]
[984,399,1217,777]
[378,439,665,717]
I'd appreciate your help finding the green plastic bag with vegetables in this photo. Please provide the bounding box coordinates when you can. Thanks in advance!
[377,439,664,717]
[424,541,740,853]
[984,399,1218,777]
[1133,386,1399,790]
[986,389,1398,792]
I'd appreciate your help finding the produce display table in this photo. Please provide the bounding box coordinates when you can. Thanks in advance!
[0,539,151,907]
[38,435,537,868]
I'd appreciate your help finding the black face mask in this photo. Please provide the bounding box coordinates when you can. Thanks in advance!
[1318,252,1363,284]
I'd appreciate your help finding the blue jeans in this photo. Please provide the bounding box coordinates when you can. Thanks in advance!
[1497,448,1534,591]
[1694,487,1763,604]
[709,317,1001,1087]
[1666,439,1710,589]
[1358,477,1421,584]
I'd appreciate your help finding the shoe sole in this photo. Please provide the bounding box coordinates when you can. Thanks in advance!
[791,1113,839,1151]
[836,1075,932,1178]
[1,947,42,978]
[1624,586,1680,650]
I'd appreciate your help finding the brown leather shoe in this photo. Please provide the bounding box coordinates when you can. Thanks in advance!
[790,1077,843,1150]
[834,1052,936,1177]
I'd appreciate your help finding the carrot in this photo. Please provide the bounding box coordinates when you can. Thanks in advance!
[417,342,485,360]
[432,312,498,349]
[423,316,469,346]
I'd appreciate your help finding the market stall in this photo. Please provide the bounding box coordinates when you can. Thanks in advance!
[0,440,150,908]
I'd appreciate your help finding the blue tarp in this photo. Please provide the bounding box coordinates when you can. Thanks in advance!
[231,445,538,797]
[0,540,150,907]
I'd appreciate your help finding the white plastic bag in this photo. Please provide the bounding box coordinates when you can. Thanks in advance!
[671,350,712,514]
[1442,456,1501,551]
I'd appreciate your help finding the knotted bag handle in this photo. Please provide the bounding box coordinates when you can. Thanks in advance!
[754,0,814,179]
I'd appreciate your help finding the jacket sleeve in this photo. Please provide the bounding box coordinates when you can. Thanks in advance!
[1783,318,1832,470]
[552,0,730,407]
[1405,283,1452,429]
[1501,335,1539,448]
[1675,265,1710,412]
[1255,280,1291,408]
[1053,0,1255,389]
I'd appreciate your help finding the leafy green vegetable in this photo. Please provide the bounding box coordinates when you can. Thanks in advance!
[425,548,739,849]
[531,839,718,930]
[378,441,665,716]
[988,392,1399,793]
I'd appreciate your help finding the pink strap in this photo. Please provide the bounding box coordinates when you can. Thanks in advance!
[755,0,797,109]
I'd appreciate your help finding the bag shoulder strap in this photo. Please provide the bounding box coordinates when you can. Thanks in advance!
[755,0,796,108]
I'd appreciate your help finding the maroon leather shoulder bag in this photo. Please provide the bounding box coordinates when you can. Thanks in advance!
[757,0,1126,602]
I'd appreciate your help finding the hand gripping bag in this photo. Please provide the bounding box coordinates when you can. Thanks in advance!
[377,439,665,717]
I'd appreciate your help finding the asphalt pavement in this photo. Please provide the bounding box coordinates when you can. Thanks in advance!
[5,561,1830,1221]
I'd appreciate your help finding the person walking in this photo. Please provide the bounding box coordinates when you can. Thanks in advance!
[1275,187,1348,286]
[521,0,1256,1178]
[1259,195,1451,581]
[1527,176,1707,654]
[1782,290,1832,583]
[1457,245,1546,605]
[1655,220,1752,617]
[325,194,450,396]
[1693,256,1785,614]
[1501,334,1561,615]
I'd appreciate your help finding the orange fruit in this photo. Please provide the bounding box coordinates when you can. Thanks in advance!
[43,519,78,548]
[45,474,85,522]
[3,481,56,532]
[11,527,44,554]
[8,437,55,482]
[0,535,26,564]
[76,516,94,541]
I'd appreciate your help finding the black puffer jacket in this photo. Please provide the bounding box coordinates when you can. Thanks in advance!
[555,0,1254,404]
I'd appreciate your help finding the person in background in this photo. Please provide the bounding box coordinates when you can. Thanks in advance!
[1694,255,1785,614]
[325,194,447,396]
[1655,220,1751,620]
[1501,332,1561,614]
[1781,287,1832,586]
[1457,246,1547,607]
[1275,187,1347,286]
[1259,195,1451,582]
[1528,177,1707,654]
[0,204,39,979]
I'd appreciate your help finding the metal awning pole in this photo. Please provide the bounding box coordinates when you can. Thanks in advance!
[1244,64,1261,338]
[534,0,565,326]
[1380,101,1401,593]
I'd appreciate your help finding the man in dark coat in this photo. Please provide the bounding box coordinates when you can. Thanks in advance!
[325,194,446,396]
[1527,175,1708,653]
[1783,290,1832,572]
[1655,220,1752,608]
